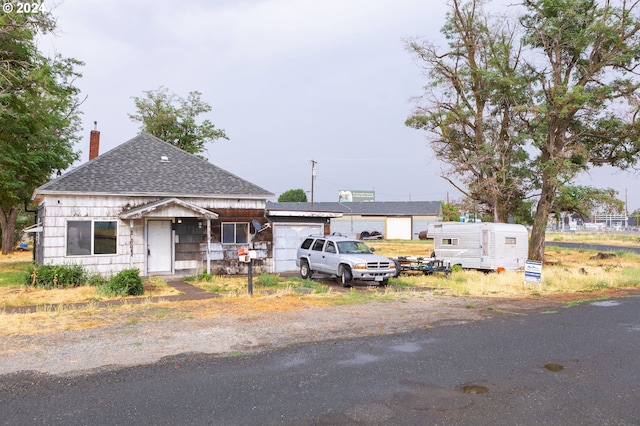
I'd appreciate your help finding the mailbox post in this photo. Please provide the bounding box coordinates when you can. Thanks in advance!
[237,247,255,296]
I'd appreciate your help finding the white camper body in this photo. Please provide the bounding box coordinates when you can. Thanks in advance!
[427,222,529,271]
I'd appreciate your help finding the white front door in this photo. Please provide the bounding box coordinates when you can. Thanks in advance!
[147,220,173,274]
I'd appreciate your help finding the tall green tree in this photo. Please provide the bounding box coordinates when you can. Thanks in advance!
[406,0,531,223]
[129,86,229,155]
[521,0,640,260]
[0,10,83,255]
[552,185,624,221]
[440,202,461,222]
[278,188,308,202]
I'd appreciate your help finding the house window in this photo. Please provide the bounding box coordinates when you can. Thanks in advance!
[441,238,459,246]
[222,222,248,244]
[67,220,117,256]
[505,237,517,245]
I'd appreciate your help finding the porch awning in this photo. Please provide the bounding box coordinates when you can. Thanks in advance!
[119,197,219,220]
[23,222,43,233]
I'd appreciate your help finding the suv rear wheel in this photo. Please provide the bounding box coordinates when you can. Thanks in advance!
[299,259,312,279]
[338,265,352,287]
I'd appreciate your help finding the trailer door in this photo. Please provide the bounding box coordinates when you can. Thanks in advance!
[480,229,491,268]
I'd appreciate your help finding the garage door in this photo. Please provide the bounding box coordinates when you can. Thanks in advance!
[273,224,323,272]
[386,217,412,240]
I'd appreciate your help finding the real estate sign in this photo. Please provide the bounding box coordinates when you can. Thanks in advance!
[524,260,542,285]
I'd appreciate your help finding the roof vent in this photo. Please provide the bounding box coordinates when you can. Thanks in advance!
[160,155,169,163]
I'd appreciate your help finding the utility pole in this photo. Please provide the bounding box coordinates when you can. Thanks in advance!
[310,160,317,210]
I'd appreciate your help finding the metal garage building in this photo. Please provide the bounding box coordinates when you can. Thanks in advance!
[267,201,442,243]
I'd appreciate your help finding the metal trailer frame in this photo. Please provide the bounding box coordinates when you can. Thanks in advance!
[392,256,451,278]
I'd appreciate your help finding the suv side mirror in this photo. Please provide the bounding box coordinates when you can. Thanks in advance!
[369,248,375,253]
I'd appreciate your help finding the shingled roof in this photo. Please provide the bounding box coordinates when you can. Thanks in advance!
[34,134,274,199]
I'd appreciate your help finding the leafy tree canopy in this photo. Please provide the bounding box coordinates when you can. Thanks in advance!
[129,86,229,156]
[0,10,83,254]
[278,188,308,202]
[406,0,531,224]
[440,202,461,222]
[552,185,624,220]
[408,0,640,261]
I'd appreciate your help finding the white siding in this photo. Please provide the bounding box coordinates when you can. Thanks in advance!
[39,194,266,276]
[273,223,323,272]
[428,222,528,270]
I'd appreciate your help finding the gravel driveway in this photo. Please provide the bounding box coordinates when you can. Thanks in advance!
[0,291,570,377]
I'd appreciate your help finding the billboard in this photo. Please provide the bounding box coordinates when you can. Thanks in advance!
[338,190,375,202]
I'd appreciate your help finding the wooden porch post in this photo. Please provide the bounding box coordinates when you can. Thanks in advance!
[129,219,134,268]
[207,218,211,275]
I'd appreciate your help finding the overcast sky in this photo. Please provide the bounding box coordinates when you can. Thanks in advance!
[40,0,640,212]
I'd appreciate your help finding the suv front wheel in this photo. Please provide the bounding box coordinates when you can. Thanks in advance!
[338,265,352,287]
[299,259,312,279]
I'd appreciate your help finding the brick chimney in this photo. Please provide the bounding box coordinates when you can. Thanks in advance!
[89,121,100,160]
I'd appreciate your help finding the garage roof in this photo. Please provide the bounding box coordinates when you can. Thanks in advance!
[267,201,441,216]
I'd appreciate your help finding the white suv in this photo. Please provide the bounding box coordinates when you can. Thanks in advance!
[296,235,396,287]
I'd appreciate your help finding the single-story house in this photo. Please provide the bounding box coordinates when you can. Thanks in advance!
[31,132,275,277]
[266,201,442,240]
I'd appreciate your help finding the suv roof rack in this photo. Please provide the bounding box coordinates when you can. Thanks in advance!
[306,233,349,238]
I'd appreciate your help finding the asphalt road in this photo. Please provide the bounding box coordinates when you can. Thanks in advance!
[545,241,640,254]
[2,297,639,425]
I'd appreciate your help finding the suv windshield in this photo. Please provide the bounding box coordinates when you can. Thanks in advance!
[337,241,372,254]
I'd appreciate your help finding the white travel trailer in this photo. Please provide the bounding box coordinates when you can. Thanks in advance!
[427,222,529,271]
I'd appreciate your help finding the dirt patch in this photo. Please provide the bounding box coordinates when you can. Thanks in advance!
[3,287,632,377]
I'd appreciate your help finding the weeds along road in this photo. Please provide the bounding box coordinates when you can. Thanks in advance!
[1,296,639,425]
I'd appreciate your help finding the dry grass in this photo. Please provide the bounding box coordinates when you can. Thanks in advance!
[392,245,640,298]
[1,237,639,337]
[0,272,178,309]
[545,231,640,246]
[0,292,334,337]
[0,250,32,264]
[367,239,434,257]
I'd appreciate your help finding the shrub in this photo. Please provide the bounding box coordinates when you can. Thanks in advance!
[23,264,88,289]
[98,269,144,297]
[257,274,280,287]
[88,274,108,287]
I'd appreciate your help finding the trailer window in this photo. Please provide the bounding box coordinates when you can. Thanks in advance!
[441,238,459,246]
[505,237,517,245]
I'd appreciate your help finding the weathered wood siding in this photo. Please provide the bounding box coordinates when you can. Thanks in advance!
[38,195,269,276]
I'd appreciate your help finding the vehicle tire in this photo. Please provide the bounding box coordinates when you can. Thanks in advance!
[299,259,312,279]
[393,260,401,278]
[338,265,352,287]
